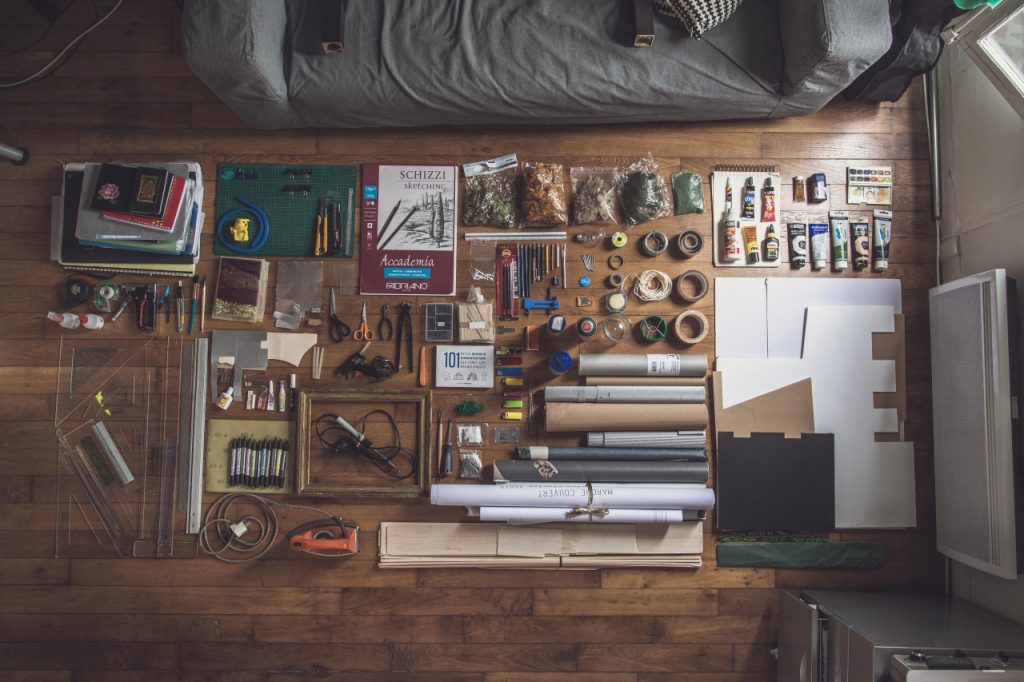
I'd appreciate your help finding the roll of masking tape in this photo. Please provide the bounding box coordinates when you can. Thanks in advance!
[673,310,709,345]
[675,270,709,303]
[608,254,624,270]
[608,273,625,288]
[677,230,704,257]
[611,232,628,248]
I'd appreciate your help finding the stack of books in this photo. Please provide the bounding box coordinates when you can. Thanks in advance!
[51,161,204,276]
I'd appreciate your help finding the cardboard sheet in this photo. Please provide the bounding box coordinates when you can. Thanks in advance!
[873,314,907,424]
[711,372,814,439]
[717,305,916,529]
[205,419,294,494]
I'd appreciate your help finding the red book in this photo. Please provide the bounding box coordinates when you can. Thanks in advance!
[101,175,186,232]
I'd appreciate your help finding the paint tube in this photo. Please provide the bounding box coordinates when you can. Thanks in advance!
[809,223,829,270]
[852,221,870,270]
[763,224,779,262]
[872,209,892,271]
[742,225,760,264]
[723,220,742,262]
[787,222,807,268]
[829,210,849,271]
[741,177,756,219]
[761,178,776,222]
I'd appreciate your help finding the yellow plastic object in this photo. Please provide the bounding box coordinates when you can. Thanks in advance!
[611,231,628,248]
[502,411,524,421]
[230,217,251,243]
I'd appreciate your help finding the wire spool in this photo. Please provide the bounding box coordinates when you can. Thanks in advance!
[608,273,625,289]
[632,270,673,302]
[602,314,632,343]
[610,231,628,248]
[604,291,628,313]
[675,270,709,303]
[639,315,668,342]
[677,229,704,257]
[641,230,669,257]
[673,310,709,345]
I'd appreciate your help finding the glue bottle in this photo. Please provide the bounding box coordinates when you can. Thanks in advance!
[215,386,234,410]
[47,312,81,329]
[79,314,104,330]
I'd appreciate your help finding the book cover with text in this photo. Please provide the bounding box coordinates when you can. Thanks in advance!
[359,164,457,296]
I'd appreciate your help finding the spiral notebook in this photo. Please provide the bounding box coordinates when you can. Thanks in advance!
[710,164,782,269]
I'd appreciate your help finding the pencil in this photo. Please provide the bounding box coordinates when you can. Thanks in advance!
[199,277,207,334]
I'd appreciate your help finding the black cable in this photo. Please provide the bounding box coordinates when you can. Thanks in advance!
[0,0,73,58]
[314,410,416,480]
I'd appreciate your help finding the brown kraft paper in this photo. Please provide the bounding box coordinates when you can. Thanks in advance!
[545,402,708,432]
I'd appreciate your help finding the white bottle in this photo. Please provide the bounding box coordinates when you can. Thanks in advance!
[215,387,234,410]
[47,312,80,329]
[79,314,104,330]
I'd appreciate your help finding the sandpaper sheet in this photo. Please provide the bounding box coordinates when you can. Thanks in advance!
[545,402,708,432]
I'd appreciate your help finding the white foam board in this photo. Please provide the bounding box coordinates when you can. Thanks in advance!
[714,277,768,359]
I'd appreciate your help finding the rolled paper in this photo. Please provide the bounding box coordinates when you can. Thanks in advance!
[545,402,708,432]
[543,385,706,404]
[479,507,700,524]
[516,446,706,462]
[587,431,707,448]
[493,460,709,484]
[578,353,708,377]
[431,481,716,510]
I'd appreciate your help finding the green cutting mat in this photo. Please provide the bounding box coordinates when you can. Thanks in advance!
[213,163,358,258]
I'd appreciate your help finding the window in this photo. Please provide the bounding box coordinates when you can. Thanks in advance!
[944,0,1024,119]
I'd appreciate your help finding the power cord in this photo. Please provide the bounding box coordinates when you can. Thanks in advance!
[0,0,124,89]
[314,410,416,480]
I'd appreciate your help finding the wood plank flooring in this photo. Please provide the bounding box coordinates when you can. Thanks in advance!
[0,1,943,679]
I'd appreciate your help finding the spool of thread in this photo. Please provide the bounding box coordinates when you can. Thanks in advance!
[639,315,668,342]
[576,317,598,340]
[641,230,668,257]
[675,270,709,303]
[677,230,703,257]
[547,315,567,335]
[602,314,632,343]
[610,232,628,248]
[604,291,627,313]
[548,351,573,375]
[673,310,709,345]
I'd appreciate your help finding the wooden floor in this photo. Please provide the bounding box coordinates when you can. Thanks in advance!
[0,2,944,680]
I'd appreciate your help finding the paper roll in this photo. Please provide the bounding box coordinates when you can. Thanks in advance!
[517,446,706,461]
[545,402,708,432]
[494,460,708,484]
[586,431,707,448]
[544,385,706,404]
[584,376,705,386]
[431,482,716,510]
[479,507,699,524]
[578,353,708,377]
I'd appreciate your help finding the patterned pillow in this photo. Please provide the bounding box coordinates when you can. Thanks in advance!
[653,0,745,38]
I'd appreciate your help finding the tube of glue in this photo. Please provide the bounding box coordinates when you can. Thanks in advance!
[741,177,756,219]
[761,178,776,222]
[829,210,850,271]
[742,225,760,264]
[788,223,807,269]
[47,312,80,329]
[872,209,892,271]
[723,220,742,262]
[809,223,829,270]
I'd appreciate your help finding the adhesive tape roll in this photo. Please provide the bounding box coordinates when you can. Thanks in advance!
[641,230,668,257]
[673,310,709,345]
[608,254,624,270]
[608,273,624,288]
[611,232,628,248]
[677,230,704,257]
[675,270,709,303]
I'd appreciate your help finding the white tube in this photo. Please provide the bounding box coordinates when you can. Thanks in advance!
[431,482,715,510]
[479,507,697,524]
[578,353,708,377]
[543,385,706,403]
[587,431,707,448]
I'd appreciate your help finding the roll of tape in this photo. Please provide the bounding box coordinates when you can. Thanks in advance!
[673,310,709,345]
[677,229,704,257]
[608,254,624,270]
[675,270,709,303]
[611,232,628,248]
[608,273,624,288]
[641,230,668,257]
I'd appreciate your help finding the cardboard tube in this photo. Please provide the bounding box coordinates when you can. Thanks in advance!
[493,460,709,484]
[545,402,708,432]
[544,385,706,404]
[578,353,707,377]
[479,507,698,524]
[517,446,706,461]
[583,376,705,386]
[587,431,707,448]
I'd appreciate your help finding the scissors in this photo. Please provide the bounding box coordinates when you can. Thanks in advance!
[328,288,350,342]
[377,304,394,341]
[353,302,374,341]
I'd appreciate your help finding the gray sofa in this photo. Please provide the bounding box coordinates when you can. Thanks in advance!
[182,0,893,129]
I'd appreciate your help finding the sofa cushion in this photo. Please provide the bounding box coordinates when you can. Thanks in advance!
[653,0,745,39]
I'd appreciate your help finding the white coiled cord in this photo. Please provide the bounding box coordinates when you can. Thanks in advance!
[627,270,673,302]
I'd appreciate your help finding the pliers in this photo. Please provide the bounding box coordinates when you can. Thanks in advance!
[393,302,414,373]
[377,304,393,341]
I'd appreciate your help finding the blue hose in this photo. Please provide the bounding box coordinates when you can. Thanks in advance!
[217,197,269,254]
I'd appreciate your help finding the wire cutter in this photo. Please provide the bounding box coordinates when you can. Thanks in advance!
[377,304,393,341]
[394,302,414,373]
[328,288,350,342]
[353,302,374,341]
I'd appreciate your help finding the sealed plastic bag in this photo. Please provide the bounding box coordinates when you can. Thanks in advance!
[617,155,671,225]
[672,171,705,215]
[463,154,518,229]
[571,167,618,225]
[520,162,568,227]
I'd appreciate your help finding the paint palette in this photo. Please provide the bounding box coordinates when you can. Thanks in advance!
[846,166,893,205]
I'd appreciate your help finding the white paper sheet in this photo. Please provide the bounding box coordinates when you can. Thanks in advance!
[431,482,715,510]
[480,507,690,524]
[714,277,768,359]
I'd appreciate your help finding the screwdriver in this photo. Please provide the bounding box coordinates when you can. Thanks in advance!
[439,418,453,478]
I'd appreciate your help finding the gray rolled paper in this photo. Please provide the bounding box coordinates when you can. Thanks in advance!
[516,446,706,462]
[543,385,706,404]
[493,460,709,484]
[578,353,708,377]
[587,431,707,448]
